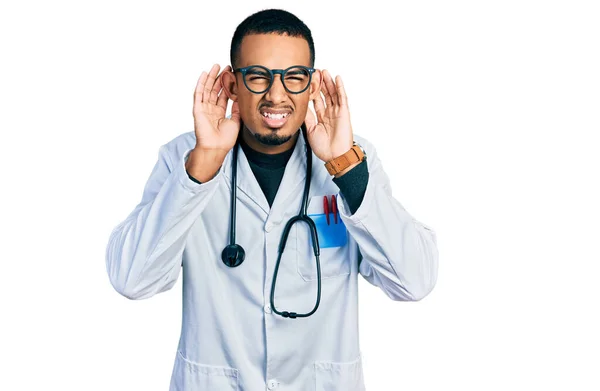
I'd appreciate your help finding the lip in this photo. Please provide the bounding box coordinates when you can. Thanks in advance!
[260,110,291,129]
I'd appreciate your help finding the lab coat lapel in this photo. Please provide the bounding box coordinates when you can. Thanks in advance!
[222,142,271,216]
[221,129,308,221]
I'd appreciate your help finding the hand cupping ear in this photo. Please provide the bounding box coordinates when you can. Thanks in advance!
[304,69,354,163]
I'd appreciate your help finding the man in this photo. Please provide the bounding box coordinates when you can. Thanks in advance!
[105,8,438,391]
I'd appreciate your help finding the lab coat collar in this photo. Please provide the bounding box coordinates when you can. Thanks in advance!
[222,127,308,223]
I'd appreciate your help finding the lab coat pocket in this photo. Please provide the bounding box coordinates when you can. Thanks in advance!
[314,353,366,391]
[170,350,239,391]
[296,194,351,281]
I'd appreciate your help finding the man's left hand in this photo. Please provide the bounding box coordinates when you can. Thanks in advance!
[304,69,354,163]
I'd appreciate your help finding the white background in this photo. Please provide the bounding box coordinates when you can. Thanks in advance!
[1,0,599,390]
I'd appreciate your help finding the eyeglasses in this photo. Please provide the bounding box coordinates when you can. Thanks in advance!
[233,65,316,94]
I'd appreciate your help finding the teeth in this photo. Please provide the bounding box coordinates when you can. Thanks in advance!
[262,112,289,120]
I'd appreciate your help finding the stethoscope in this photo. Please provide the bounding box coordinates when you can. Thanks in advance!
[221,122,321,319]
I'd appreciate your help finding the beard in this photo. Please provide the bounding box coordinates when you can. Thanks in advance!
[250,125,295,146]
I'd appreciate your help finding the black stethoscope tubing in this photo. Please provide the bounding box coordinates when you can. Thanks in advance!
[221,123,321,319]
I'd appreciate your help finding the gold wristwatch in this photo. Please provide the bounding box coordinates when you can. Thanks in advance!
[324,142,366,176]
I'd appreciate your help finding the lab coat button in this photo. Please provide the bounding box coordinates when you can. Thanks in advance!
[265,222,273,232]
[264,304,272,313]
[267,379,279,390]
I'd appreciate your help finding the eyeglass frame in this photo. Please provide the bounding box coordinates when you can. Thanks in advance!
[232,65,316,94]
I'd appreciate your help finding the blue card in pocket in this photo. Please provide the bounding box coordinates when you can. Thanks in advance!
[307,213,348,248]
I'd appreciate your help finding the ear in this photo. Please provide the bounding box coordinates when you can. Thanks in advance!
[308,69,323,101]
[221,70,239,102]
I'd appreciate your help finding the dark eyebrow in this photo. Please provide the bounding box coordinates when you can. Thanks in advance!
[247,68,269,75]
[286,69,307,76]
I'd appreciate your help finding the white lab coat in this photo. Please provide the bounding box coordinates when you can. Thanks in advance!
[105,129,438,391]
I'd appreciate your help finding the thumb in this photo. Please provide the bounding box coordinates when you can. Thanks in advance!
[230,101,241,125]
[304,103,317,130]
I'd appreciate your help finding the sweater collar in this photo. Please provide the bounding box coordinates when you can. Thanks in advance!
[239,130,297,169]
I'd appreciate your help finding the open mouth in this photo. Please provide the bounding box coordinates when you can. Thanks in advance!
[260,108,292,129]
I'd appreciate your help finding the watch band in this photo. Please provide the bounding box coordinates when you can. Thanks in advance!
[324,143,366,176]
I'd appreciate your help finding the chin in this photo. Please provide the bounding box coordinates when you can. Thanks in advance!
[254,122,300,146]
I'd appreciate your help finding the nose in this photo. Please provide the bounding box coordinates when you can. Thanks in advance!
[265,74,288,104]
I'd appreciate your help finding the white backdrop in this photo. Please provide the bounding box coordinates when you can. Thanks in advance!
[1,0,599,390]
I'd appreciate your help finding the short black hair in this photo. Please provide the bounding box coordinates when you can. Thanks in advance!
[230,9,315,69]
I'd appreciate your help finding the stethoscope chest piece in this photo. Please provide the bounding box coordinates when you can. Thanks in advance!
[222,244,245,267]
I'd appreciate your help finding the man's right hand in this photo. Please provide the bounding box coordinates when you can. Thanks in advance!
[186,64,241,183]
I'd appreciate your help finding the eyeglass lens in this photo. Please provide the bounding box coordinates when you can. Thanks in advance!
[244,66,310,93]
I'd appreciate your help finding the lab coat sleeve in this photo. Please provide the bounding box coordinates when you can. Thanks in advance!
[105,144,222,300]
[336,139,439,301]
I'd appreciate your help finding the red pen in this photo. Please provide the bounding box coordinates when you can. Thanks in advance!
[331,195,338,224]
[323,195,330,225]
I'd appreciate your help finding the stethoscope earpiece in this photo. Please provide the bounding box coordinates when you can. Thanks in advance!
[221,244,245,267]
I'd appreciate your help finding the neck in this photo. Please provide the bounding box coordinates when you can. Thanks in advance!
[241,124,300,154]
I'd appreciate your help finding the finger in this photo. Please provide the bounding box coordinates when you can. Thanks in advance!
[216,76,229,111]
[210,65,230,106]
[335,75,348,107]
[313,90,327,124]
[321,69,334,107]
[194,71,208,105]
[208,73,222,105]
[203,64,220,103]
[323,69,339,106]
